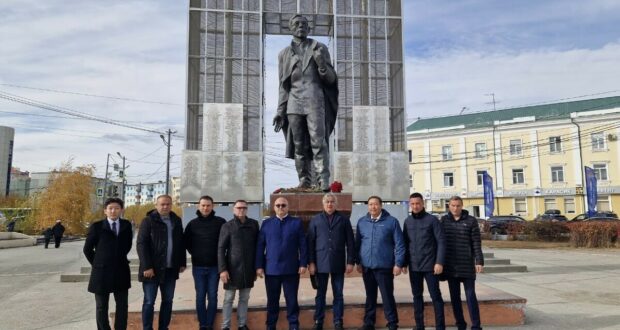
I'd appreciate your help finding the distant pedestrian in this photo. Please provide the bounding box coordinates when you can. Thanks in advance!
[137,195,187,330]
[42,227,53,249]
[6,219,16,232]
[52,219,65,248]
[218,200,259,330]
[83,198,133,330]
[184,195,226,330]
[441,196,484,330]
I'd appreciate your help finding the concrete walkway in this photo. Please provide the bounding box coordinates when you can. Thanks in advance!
[0,241,619,329]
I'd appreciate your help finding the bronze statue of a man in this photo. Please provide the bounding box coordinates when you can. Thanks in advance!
[273,14,338,191]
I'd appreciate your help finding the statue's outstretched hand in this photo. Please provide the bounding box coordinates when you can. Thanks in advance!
[313,47,326,70]
[273,114,284,133]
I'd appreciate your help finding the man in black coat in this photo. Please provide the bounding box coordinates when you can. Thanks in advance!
[402,192,446,330]
[83,198,133,330]
[218,199,259,330]
[42,227,53,249]
[52,219,65,248]
[184,195,226,330]
[441,196,484,330]
[307,193,355,330]
[137,195,187,330]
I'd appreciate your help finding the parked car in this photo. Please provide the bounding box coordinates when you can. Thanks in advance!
[486,215,526,235]
[570,212,619,222]
[534,209,568,222]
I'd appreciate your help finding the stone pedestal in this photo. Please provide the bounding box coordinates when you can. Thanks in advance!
[269,193,353,229]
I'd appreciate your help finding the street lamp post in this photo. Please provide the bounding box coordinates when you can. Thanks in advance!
[116,152,126,201]
[160,129,175,195]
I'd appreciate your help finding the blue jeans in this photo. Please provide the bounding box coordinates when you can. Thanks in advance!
[448,277,481,330]
[314,272,345,325]
[265,274,300,329]
[142,268,177,330]
[192,266,220,328]
[362,268,398,327]
[409,271,445,330]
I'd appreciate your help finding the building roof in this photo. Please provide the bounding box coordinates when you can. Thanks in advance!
[407,96,620,132]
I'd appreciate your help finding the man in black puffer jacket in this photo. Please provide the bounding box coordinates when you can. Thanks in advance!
[441,196,484,330]
[402,192,445,330]
[184,195,226,330]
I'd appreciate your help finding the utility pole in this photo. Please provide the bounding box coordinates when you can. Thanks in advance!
[160,129,175,195]
[117,152,126,201]
[102,153,110,205]
[486,93,497,111]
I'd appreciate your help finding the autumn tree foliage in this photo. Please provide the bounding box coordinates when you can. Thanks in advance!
[33,161,94,235]
[123,202,183,228]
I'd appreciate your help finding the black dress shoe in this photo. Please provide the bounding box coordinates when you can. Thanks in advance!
[334,323,344,330]
[359,325,375,330]
[387,323,398,330]
[312,322,323,330]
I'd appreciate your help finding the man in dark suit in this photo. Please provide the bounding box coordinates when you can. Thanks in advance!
[256,196,308,330]
[307,193,355,330]
[137,195,187,330]
[52,219,65,248]
[83,197,133,330]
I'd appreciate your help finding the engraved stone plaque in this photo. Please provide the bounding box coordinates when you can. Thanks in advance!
[202,103,243,152]
[352,106,391,152]
[180,150,202,202]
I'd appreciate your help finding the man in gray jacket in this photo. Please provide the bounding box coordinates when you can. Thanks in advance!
[402,192,446,330]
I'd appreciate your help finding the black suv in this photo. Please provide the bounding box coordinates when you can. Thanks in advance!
[534,209,568,222]
[571,212,619,222]
[487,215,526,235]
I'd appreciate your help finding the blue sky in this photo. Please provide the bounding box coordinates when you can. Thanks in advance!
[1,0,619,197]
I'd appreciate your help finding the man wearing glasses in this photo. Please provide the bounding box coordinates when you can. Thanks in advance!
[307,193,355,330]
[218,200,259,330]
[256,197,308,330]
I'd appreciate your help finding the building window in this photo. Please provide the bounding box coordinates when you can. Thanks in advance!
[564,198,575,214]
[514,198,527,213]
[475,143,486,158]
[544,198,557,211]
[476,170,485,186]
[549,136,562,152]
[593,163,608,180]
[512,168,524,184]
[409,174,413,187]
[597,195,611,211]
[443,172,454,187]
[551,166,564,183]
[591,133,605,150]
[509,139,522,156]
[442,145,452,160]
[408,149,412,162]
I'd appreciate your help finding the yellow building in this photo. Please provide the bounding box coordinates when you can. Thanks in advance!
[407,96,620,219]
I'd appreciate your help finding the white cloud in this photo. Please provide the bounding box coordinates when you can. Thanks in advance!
[406,42,620,122]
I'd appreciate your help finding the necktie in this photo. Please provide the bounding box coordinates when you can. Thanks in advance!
[112,222,117,236]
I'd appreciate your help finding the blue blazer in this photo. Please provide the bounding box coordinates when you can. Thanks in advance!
[256,215,308,276]
[307,211,355,273]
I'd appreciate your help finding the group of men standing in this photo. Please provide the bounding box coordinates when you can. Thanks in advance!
[83,192,483,330]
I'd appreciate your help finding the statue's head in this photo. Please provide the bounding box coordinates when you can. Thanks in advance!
[289,14,309,39]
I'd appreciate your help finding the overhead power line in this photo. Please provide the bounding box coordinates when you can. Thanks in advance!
[0,83,182,106]
[0,90,164,135]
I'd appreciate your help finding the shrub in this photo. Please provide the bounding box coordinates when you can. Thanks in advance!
[522,222,570,242]
[567,222,620,248]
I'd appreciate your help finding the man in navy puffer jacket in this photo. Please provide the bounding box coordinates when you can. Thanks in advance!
[355,195,405,330]
[402,192,446,330]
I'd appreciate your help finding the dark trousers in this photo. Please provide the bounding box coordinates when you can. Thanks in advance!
[54,236,62,248]
[192,266,219,328]
[142,268,177,330]
[44,237,51,248]
[362,268,398,327]
[95,290,128,330]
[314,272,345,325]
[409,271,445,330]
[447,277,481,330]
[265,274,300,329]
[287,113,330,186]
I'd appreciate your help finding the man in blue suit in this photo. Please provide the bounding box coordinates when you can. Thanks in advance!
[307,193,355,330]
[356,195,406,330]
[256,196,308,330]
